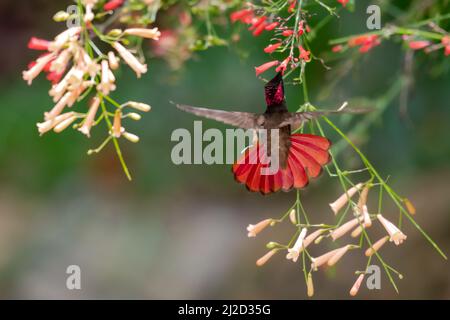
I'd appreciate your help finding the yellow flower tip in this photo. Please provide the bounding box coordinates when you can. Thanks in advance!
[404,198,416,215]
[122,131,140,143]
[351,225,363,238]
[256,249,277,267]
[247,219,272,238]
[350,274,365,297]
[307,273,314,297]
[289,209,297,225]
[365,236,389,257]
[128,101,152,112]
[357,184,370,210]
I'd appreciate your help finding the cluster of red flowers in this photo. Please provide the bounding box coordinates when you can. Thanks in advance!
[230,5,312,77]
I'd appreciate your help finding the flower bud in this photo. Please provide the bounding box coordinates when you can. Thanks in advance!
[122,131,140,143]
[53,11,70,22]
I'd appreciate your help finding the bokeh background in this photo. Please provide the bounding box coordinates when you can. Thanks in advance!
[0,0,449,299]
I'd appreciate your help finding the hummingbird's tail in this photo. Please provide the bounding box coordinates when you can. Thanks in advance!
[232,134,331,195]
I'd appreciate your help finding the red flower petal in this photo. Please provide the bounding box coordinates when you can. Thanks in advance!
[28,37,50,51]
[255,60,280,76]
[264,42,282,53]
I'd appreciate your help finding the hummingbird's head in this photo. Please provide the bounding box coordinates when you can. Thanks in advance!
[264,72,285,107]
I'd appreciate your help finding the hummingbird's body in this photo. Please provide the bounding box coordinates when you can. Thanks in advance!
[175,72,333,194]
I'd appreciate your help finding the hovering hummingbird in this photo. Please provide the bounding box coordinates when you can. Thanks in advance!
[175,72,359,195]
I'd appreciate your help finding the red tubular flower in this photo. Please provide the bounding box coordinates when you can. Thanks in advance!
[348,35,374,47]
[265,22,279,31]
[348,35,380,53]
[298,45,311,61]
[253,22,268,36]
[255,60,280,76]
[408,40,430,50]
[275,56,291,73]
[338,0,349,6]
[288,0,297,13]
[442,36,450,46]
[332,45,343,52]
[230,9,253,23]
[46,71,64,85]
[282,29,294,37]
[28,53,54,73]
[445,46,450,56]
[28,37,50,51]
[249,16,266,31]
[104,0,125,11]
[264,42,282,53]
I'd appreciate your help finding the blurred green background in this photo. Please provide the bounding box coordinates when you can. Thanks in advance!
[0,0,449,299]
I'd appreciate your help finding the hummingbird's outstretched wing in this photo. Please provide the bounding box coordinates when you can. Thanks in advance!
[175,103,262,129]
[278,109,371,129]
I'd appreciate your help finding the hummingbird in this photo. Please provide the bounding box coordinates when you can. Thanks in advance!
[175,72,359,195]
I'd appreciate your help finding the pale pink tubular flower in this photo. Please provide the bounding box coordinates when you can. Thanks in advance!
[128,101,152,112]
[124,28,161,40]
[329,183,364,215]
[289,209,296,225]
[112,110,122,138]
[327,245,350,266]
[45,92,72,120]
[377,214,407,245]
[49,67,75,102]
[108,51,120,70]
[83,0,97,23]
[307,273,314,297]
[351,205,372,238]
[365,236,389,257]
[357,184,370,211]
[303,228,326,248]
[54,115,78,133]
[331,218,361,241]
[97,60,116,95]
[362,205,372,227]
[256,249,277,267]
[37,112,75,136]
[311,248,341,269]
[23,53,56,85]
[122,131,140,143]
[67,81,89,107]
[50,48,72,74]
[286,228,307,262]
[79,96,101,137]
[351,226,363,238]
[247,218,272,237]
[49,27,81,51]
[350,274,365,296]
[112,42,148,78]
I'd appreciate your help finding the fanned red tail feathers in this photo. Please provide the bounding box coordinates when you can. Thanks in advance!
[232,134,331,195]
